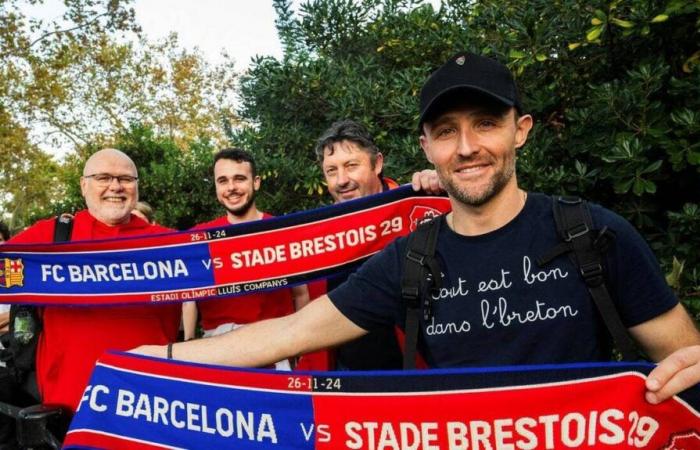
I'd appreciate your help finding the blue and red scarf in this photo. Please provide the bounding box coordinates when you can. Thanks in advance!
[65,352,700,449]
[3,187,699,448]
[0,187,449,305]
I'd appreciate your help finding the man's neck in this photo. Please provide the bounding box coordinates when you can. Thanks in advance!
[378,176,388,192]
[87,210,131,227]
[226,207,263,224]
[448,181,526,236]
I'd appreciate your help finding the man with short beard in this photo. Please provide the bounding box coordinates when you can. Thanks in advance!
[183,148,308,369]
[136,53,700,406]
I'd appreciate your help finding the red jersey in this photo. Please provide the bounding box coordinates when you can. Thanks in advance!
[192,214,294,330]
[9,210,181,412]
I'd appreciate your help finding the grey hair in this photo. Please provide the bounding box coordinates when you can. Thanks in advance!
[314,120,380,166]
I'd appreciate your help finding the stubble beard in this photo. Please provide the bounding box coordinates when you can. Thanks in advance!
[439,152,516,207]
[225,190,256,217]
[332,181,361,203]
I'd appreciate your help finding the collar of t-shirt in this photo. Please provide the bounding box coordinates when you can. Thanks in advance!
[70,210,160,240]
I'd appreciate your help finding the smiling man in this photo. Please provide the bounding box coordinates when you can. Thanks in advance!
[7,148,181,415]
[135,53,700,406]
[183,148,308,369]
[317,120,395,203]
[311,120,404,370]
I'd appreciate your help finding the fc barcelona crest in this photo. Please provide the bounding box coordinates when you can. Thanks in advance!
[0,258,24,288]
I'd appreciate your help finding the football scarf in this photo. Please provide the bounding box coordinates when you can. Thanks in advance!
[0,187,449,306]
[64,352,700,449]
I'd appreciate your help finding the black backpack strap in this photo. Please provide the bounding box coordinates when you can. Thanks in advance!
[541,196,639,361]
[1,216,73,448]
[4,216,73,392]
[401,217,442,369]
[53,214,74,242]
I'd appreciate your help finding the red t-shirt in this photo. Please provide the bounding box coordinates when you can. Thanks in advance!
[192,214,294,330]
[294,279,332,371]
[9,210,181,412]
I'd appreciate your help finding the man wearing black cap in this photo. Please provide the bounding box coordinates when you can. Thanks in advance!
[134,52,700,405]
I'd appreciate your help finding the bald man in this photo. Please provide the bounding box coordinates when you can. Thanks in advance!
[7,149,181,413]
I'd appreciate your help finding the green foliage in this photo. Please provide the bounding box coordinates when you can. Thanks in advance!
[0,108,61,233]
[664,203,700,320]
[1,1,237,230]
[115,125,221,230]
[235,0,700,312]
[0,0,138,230]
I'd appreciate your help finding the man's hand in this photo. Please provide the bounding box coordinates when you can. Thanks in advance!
[411,169,443,195]
[646,345,700,404]
[0,311,9,332]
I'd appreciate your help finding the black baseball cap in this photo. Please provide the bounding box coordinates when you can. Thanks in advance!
[419,52,523,129]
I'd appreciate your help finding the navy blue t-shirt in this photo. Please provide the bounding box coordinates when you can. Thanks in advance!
[328,193,677,368]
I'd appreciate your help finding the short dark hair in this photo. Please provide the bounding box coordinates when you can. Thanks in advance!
[0,220,10,241]
[314,120,380,166]
[213,148,257,177]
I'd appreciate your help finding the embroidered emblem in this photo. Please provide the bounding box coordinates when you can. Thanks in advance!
[0,258,24,288]
[409,206,442,231]
[663,430,700,450]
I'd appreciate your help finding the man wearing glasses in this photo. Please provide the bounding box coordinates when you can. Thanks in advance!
[6,148,181,415]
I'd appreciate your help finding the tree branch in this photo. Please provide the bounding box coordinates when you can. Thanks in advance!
[43,115,88,147]
[28,12,110,49]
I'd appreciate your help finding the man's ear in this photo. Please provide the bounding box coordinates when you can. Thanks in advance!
[419,134,433,164]
[373,152,384,176]
[79,176,88,198]
[514,114,533,149]
[253,176,261,191]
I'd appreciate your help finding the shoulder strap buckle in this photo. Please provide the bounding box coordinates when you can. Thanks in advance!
[593,226,614,252]
[557,196,583,205]
[406,250,426,265]
[579,262,604,287]
[401,215,443,369]
[565,223,590,241]
[547,196,639,360]
[401,286,420,302]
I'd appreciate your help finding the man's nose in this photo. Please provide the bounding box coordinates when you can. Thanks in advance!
[456,130,479,157]
[108,177,124,190]
[336,168,350,186]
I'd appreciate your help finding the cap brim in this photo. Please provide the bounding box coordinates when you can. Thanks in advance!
[418,85,516,129]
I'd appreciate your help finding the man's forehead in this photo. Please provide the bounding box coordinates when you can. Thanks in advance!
[214,159,253,176]
[84,153,136,175]
[426,104,513,125]
[322,140,371,163]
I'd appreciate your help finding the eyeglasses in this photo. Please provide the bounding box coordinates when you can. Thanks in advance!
[83,173,139,186]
